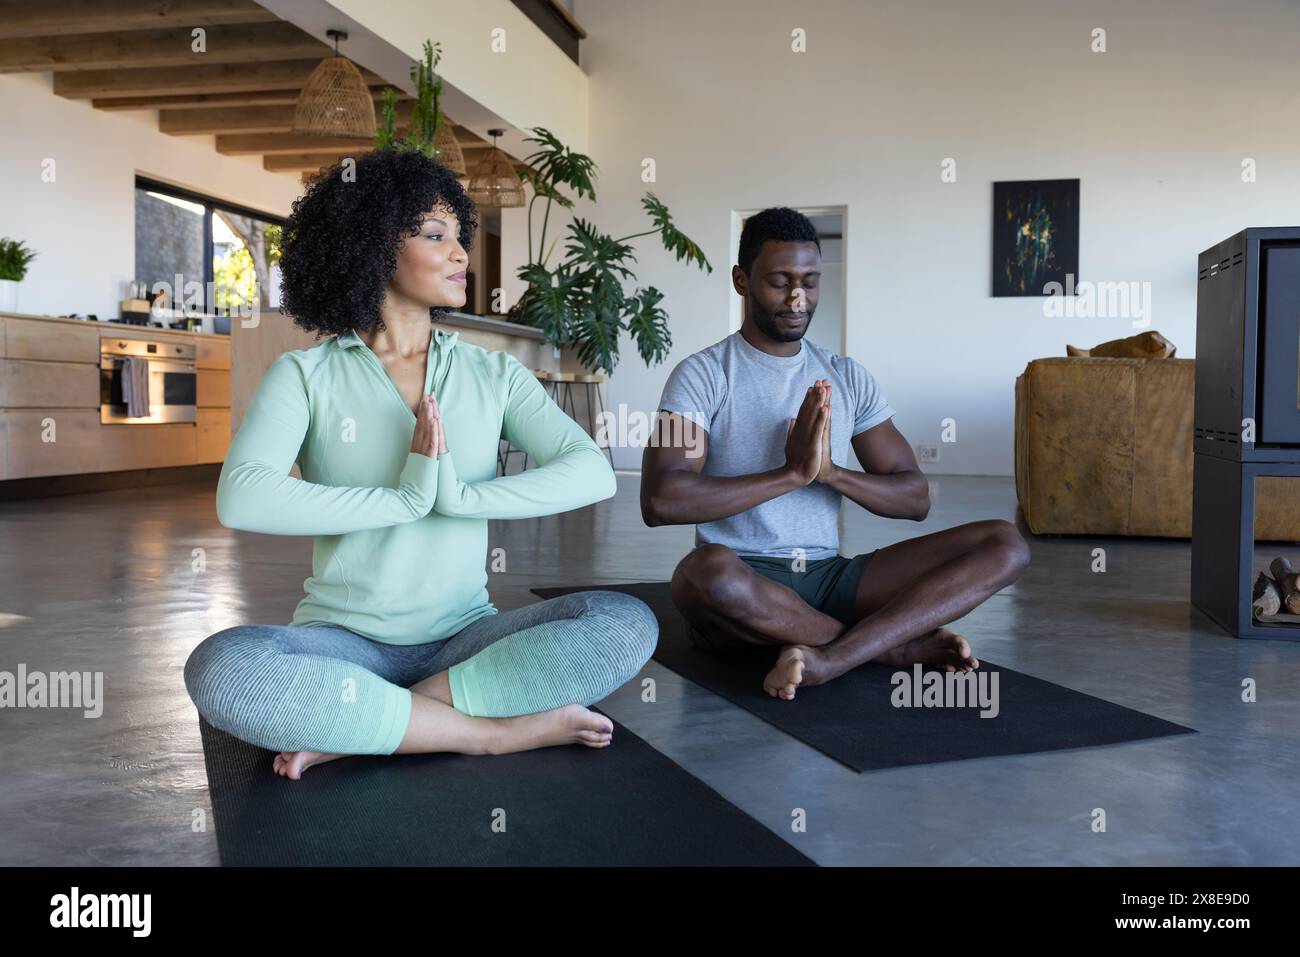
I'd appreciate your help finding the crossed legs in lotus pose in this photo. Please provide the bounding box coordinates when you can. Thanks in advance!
[670,519,1029,699]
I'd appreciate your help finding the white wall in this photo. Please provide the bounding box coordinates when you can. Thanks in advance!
[575,0,1300,474]
[0,72,303,320]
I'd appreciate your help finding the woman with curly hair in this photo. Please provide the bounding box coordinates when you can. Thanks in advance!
[183,149,658,780]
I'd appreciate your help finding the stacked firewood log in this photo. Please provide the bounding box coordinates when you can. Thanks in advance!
[1252,558,1300,619]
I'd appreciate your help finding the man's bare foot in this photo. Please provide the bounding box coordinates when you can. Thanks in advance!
[874,627,979,673]
[762,629,979,701]
[763,645,804,700]
[487,703,614,755]
[762,644,837,700]
[273,750,346,781]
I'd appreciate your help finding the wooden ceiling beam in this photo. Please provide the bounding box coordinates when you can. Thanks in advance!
[219,132,494,156]
[160,102,435,136]
[218,132,387,156]
[92,87,405,111]
[54,59,385,98]
[0,21,327,73]
[219,133,493,157]
[0,0,276,41]
[264,152,366,173]
[162,110,488,148]
[269,150,503,175]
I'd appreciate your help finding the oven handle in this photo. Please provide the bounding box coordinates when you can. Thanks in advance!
[101,356,196,374]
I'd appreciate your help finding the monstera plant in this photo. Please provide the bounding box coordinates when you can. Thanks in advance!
[507,128,712,375]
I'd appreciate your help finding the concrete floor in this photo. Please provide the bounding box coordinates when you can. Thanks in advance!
[2,473,1298,865]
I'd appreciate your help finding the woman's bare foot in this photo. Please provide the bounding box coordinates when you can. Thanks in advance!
[273,749,346,781]
[873,627,979,673]
[486,703,613,755]
[270,705,614,780]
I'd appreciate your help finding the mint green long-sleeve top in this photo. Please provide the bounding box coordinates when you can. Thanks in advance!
[216,325,616,645]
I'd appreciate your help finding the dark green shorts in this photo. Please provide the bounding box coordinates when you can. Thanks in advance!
[687,551,875,655]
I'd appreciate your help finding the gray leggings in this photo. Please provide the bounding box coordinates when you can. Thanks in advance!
[184,590,657,756]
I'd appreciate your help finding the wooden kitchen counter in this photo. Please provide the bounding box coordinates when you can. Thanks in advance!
[1,308,599,489]
[0,310,229,340]
[0,311,232,484]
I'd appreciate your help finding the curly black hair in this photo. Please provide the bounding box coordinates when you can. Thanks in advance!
[277,149,479,337]
[737,206,820,275]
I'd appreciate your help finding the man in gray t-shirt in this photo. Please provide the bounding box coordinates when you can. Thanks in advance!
[641,207,1029,702]
[657,329,895,562]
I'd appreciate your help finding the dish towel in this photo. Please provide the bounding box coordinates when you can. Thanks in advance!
[121,357,151,418]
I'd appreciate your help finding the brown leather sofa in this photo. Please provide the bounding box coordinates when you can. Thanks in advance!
[1014,356,1300,539]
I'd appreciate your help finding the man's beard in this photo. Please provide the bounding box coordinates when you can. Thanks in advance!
[749,294,812,343]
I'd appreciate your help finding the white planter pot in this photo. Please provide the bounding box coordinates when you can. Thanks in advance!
[0,279,16,313]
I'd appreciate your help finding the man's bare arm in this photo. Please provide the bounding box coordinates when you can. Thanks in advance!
[822,413,930,521]
[640,388,828,527]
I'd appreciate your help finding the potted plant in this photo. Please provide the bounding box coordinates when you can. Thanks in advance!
[0,237,37,313]
[372,48,709,376]
[506,128,711,375]
[374,40,444,156]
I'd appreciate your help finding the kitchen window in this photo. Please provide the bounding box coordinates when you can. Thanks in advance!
[134,177,284,314]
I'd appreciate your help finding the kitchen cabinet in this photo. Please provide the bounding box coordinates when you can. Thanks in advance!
[100,422,197,472]
[196,336,231,370]
[196,409,232,464]
[3,315,100,363]
[0,358,98,407]
[0,312,233,480]
[194,333,233,462]
[196,370,231,409]
[0,410,101,480]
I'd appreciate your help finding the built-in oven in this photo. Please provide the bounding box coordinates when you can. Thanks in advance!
[100,337,197,425]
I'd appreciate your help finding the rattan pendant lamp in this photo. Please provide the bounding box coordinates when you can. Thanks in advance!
[434,122,467,177]
[466,128,525,208]
[292,29,376,138]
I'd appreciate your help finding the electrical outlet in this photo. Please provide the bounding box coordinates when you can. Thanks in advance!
[917,445,940,464]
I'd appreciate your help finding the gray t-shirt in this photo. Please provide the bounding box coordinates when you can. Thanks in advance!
[657,330,895,560]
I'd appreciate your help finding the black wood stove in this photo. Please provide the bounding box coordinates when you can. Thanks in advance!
[1192,226,1300,639]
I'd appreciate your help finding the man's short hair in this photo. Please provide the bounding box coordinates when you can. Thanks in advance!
[737,207,821,275]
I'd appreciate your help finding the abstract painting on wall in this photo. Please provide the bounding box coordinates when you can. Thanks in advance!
[991,178,1079,297]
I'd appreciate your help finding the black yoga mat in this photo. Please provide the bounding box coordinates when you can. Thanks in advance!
[197,712,812,867]
[532,582,1197,773]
